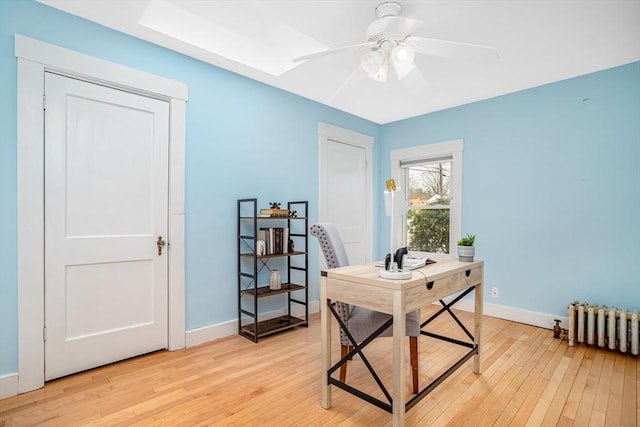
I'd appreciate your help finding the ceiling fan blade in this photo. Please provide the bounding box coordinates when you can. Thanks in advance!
[410,36,499,65]
[293,42,375,63]
[329,64,365,103]
[401,66,428,93]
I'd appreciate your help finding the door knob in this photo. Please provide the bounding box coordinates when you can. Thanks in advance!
[157,236,166,256]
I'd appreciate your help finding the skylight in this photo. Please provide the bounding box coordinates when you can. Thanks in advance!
[138,0,327,76]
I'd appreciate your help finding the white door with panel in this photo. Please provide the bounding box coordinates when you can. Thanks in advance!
[320,133,371,265]
[44,72,169,380]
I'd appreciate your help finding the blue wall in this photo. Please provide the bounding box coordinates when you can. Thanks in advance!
[1,0,638,379]
[0,0,379,376]
[380,62,640,316]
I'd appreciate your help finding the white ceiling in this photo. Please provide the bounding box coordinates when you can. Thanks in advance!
[38,0,640,124]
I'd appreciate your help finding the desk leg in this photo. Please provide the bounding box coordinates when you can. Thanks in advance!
[392,290,406,427]
[473,278,483,374]
[320,273,331,409]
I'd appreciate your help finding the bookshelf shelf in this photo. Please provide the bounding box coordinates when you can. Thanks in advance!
[237,199,309,343]
[240,283,306,298]
[240,315,307,339]
[239,251,307,260]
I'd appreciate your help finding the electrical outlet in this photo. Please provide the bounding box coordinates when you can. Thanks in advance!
[491,287,499,298]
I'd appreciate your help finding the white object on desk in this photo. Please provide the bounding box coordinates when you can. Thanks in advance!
[379,179,411,280]
[374,255,432,270]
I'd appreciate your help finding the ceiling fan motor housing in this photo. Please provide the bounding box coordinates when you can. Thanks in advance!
[375,2,402,19]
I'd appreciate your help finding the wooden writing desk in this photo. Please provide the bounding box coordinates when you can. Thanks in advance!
[320,258,484,426]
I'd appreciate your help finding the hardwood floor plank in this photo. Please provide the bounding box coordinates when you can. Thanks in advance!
[603,354,626,427]
[590,351,615,424]
[512,335,570,426]
[446,324,545,426]
[559,346,595,423]
[573,349,606,426]
[540,345,586,427]
[526,353,571,426]
[493,329,553,425]
[621,356,638,427]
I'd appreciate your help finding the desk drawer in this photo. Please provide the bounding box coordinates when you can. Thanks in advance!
[406,266,482,310]
[464,267,482,286]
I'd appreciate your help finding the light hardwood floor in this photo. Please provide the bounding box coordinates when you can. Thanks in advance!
[1,306,638,426]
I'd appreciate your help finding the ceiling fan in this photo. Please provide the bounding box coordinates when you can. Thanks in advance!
[293,1,499,83]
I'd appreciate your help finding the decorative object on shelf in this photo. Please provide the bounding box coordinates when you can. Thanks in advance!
[288,210,297,218]
[379,179,412,280]
[269,202,281,209]
[256,240,266,256]
[269,270,282,290]
[457,233,476,262]
[288,239,295,252]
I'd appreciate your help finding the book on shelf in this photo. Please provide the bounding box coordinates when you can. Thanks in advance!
[259,227,289,255]
[283,228,289,253]
[260,208,289,218]
[274,228,282,255]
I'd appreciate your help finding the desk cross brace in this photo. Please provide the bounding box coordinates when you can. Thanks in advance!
[327,301,394,412]
[421,285,476,347]
[407,284,479,410]
[326,283,479,415]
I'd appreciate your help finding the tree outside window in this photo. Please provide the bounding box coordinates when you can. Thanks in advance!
[406,160,451,254]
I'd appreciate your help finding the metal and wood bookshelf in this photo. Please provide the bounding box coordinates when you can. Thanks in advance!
[237,198,308,342]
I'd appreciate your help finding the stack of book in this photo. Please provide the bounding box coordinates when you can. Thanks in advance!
[258,227,290,255]
[260,208,289,218]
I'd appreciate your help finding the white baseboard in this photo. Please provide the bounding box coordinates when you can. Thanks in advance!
[0,373,19,399]
[446,299,567,330]
[186,300,320,347]
[185,298,562,349]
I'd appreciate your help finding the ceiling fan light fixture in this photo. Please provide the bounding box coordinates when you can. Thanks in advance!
[392,44,413,64]
[360,49,387,76]
[369,60,388,82]
[391,44,416,79]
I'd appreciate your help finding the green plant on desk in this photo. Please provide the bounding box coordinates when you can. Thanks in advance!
[457,233,476,246]
[457,233,476,262]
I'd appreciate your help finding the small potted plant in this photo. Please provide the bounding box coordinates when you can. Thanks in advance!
[457,233,476,262]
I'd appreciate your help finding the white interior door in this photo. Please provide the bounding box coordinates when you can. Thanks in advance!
[44,72,169,380]
[325,141,367,264]
[319,124,373,266]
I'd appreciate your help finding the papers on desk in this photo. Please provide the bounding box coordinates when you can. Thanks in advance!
[374,256,436,270]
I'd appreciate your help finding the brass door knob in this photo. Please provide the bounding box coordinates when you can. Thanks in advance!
[157,236,166,256]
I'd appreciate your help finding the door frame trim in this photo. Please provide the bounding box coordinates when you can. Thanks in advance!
[318,122,374,263]
[15,34,188,393]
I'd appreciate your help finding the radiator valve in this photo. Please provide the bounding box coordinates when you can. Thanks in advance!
[553,319,562,339]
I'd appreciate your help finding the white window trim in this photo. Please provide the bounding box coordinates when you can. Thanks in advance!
[15,34,187,394]
[390,139,463,256]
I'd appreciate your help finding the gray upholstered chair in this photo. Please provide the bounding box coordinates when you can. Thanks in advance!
[310,222,420,394]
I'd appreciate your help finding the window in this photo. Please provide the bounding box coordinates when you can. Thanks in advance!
[405,157,452,253]
[390,140,463,256]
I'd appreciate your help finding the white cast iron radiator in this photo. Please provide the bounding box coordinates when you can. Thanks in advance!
[567,301,639,356]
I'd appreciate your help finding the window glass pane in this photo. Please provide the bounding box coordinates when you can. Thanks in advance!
[406,161,451,254]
